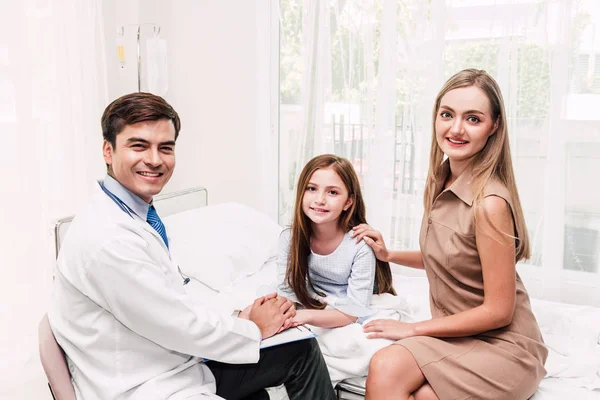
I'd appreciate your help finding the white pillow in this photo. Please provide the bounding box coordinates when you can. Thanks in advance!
[164,202,282,291]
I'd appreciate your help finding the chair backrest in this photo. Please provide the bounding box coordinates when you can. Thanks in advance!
[38,314,77,400]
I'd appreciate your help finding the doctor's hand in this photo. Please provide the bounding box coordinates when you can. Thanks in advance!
[351,224,390,262]
[248,293,296,339]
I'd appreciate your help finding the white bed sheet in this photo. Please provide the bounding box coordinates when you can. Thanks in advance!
[183,264,600,400]
[183,260,279,312]
[532,378,600,400]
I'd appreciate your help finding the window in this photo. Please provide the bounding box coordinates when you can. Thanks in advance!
[277,0,600,305]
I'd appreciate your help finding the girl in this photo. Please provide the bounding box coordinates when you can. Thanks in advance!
[352,69,547,400]
[277,154,396,329]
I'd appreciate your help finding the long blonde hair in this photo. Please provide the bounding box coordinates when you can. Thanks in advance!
[423,69,530,261]
[286,154,396,309]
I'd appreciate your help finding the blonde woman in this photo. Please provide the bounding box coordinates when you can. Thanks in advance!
[352,69,547,400]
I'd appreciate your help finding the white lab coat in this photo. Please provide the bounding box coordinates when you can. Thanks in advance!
[49,182,262,400]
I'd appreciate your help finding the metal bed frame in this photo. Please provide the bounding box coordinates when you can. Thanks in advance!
[336,378,367,399]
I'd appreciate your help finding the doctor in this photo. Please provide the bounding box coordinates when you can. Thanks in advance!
[49,92,336,400]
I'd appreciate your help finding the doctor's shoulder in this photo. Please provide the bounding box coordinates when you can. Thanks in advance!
[62,199,139,256]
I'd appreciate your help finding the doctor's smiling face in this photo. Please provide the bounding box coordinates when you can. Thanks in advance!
[103,119,176,203]
[101,92,181,204]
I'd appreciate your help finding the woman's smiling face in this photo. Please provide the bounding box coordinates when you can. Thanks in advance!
[435,85,498,163]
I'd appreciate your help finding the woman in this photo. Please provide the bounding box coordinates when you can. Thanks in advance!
[352,69,547,400]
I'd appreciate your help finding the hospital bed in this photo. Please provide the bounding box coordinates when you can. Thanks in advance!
[46,187,600,400]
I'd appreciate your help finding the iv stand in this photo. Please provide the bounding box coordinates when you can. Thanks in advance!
[137,25,141,92]
[117,23,161,92]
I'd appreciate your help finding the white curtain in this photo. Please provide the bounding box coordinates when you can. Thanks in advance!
[0,0,108,397]
[278,0,600,306]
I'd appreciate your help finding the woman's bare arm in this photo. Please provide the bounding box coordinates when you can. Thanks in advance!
[364,196,517,339]
[351,224,424,269]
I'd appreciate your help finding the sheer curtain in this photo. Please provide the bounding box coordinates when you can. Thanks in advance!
[0,0,108,397]
[278,0,600,306]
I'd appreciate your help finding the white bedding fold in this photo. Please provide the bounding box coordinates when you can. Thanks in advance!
[311,293,415,385]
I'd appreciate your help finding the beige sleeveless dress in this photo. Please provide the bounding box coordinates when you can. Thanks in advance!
[397,162,548,400]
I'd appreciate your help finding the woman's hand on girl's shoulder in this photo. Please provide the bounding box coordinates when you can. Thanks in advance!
[363,319,417,340]
[351,224,390,262]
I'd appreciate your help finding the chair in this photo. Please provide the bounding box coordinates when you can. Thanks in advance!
[38,314,77,400]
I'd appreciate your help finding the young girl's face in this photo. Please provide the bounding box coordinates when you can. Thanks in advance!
[302,166,352,227]
[435,85,498,163]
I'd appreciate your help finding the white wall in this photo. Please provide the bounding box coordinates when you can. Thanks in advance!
[160,1,277,218]
[102,0,278,219]
[102,0,279,217]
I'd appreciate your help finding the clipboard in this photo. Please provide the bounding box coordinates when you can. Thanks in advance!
[260,325,317,349]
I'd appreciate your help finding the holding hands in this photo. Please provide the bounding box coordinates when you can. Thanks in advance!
[351,224,390,262]
[240,293,296,339]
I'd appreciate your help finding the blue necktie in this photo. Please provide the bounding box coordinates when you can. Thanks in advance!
[147,205,169,248]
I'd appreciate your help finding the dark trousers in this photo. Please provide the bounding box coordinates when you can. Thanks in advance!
[206,338,336,400]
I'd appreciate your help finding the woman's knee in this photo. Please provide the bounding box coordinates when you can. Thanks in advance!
[368,345,424,383]
[367,345,427,398]
[368,345,406,377]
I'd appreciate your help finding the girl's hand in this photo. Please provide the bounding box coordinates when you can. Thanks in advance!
[363,319,417,340]
[292,309,312,326]
[277,316,296,333]
[351,224,390,262]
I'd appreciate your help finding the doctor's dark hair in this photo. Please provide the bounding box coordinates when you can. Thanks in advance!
[285,154,396,310]
[101,92,181,148]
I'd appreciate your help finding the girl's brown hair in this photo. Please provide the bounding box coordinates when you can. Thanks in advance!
[424,69,530,261]
[285,154,396,309]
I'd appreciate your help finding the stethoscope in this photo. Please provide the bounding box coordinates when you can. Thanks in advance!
[100,182,190,286]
